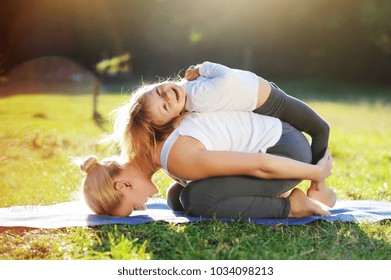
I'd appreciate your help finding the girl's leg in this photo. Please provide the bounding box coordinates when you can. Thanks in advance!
[253,82,330,164]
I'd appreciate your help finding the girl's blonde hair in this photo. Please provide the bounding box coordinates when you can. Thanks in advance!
[111,79,187,173]
[79,155,124,215]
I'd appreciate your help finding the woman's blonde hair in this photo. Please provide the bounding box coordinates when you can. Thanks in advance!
[79,155,124,215]
[111,79,187,173]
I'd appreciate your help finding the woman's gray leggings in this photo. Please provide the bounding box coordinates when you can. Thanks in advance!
[166,122,312,219]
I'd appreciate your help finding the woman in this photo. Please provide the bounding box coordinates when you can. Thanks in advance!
[80,110,333,218]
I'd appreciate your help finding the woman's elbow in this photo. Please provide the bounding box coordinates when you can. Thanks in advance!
[252,158,284,179]
[250,169,274,179]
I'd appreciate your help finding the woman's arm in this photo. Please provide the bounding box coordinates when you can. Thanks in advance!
[167,136,332,181]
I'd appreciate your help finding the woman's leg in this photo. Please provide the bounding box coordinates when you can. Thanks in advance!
[265,122,312,162]
[174,123,318,219]
[178,175,330,219]
[253,82,330,164]
[180,175,295,218]
[266,122,336,207]
[166,182,185,211]
[166,178,297,217]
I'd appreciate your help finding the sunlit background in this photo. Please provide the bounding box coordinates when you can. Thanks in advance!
[0,0,390,94]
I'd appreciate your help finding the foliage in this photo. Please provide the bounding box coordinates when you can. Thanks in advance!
[96,53,131,76]
[1,0,390,83]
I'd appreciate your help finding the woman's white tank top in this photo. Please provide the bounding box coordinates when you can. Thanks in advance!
[160,111,282,176]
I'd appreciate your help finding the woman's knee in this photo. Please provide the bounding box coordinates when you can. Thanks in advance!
[180,176,296,216]
[180,180,221,216]
[166,182,185,211]
[270,124,312,164]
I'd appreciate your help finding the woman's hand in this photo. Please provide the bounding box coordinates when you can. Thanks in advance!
[185,65,200,81]
[310,180,320,191]
[315,148,333,180]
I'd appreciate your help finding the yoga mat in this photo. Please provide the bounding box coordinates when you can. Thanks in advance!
[1,198,390,231]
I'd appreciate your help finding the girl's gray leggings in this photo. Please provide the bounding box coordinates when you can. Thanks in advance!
[166,122,312,219]
[254,82,329,164]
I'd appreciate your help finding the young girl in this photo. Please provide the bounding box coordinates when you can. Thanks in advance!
[146,61,329,164]
[115,61,334,205]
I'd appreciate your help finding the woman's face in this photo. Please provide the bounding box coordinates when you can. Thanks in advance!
[111,164,158,217]
[144,82,187,126]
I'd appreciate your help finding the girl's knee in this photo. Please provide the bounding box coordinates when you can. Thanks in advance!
[319,120,330,136]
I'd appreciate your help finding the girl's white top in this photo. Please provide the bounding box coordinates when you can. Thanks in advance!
[184,61,259,112]
[160,111,282,184]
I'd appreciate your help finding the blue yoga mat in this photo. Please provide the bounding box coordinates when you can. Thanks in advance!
[0,198,390,230]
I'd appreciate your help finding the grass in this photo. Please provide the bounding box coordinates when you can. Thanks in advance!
[0,81,390,260]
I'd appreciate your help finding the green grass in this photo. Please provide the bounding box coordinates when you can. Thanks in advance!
[0,82,390,260]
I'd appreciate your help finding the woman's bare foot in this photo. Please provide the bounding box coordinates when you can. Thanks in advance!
[288,188,331,218]
[307,180,336,207]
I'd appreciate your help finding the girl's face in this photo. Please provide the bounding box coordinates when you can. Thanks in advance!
[111,164,158,216]
[144,82,187,126]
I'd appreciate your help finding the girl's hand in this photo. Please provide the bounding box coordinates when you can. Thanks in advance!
[185,65,200,81]
[316,148,333,180]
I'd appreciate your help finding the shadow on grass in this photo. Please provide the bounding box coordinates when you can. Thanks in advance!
[91,220,391,260]
[0,220,390,259]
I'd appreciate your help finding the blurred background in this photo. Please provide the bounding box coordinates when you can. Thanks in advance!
[0,0,390,95]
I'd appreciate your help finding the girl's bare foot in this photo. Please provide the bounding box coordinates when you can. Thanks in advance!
[307,180,336,207]
[288,188,331,218]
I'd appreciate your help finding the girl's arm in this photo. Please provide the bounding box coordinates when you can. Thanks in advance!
[167,136,332,181]
[186,62,269,111]
[184,62,240,111]
[185,61,233,81]
[185,65,200,81]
